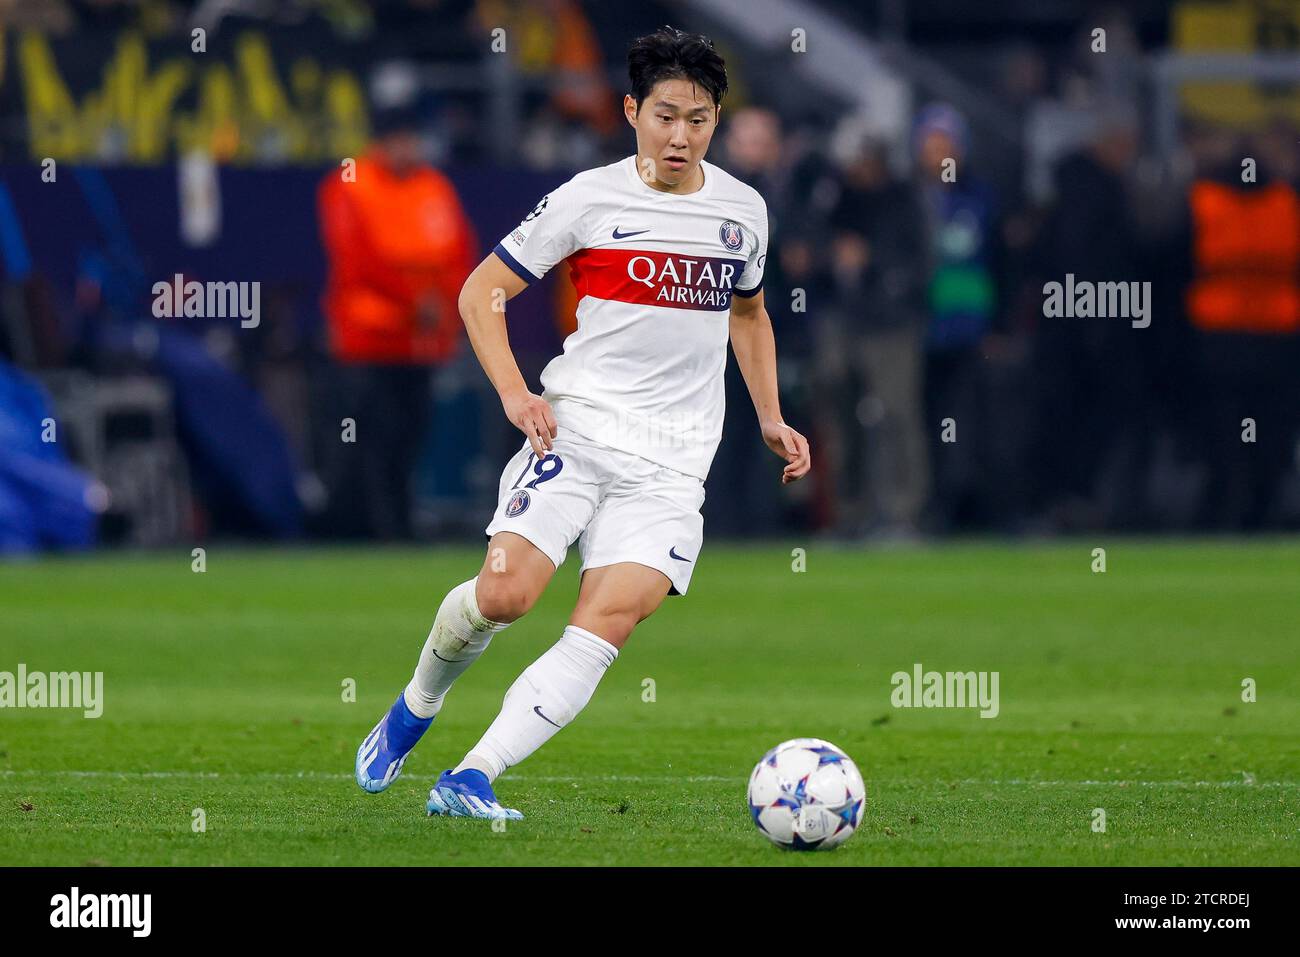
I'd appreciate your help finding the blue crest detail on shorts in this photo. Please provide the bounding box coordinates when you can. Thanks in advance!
[505,489,531,517]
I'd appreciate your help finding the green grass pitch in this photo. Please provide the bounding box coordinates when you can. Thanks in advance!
[1,540,1297,866]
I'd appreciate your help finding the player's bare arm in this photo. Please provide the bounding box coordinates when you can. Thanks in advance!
[729,287,811,484]
[458,252,558,457]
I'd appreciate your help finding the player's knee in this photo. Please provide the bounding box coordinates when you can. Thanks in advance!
[475,573,537,624]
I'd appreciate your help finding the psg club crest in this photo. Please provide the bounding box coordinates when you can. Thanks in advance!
[505,489,531,517]
[719,220,744,251]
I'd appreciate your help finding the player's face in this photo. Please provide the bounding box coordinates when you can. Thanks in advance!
[625,79,719,192]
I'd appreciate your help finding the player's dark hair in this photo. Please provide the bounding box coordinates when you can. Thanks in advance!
[627,26,728,111]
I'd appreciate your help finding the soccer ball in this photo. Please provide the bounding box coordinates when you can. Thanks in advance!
[747,738,866,850]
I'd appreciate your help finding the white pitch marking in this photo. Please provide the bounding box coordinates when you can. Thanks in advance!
[0,770,1296,788]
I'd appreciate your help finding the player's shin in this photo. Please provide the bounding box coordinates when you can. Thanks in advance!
[456,624,618,780]
[404,577,510,719]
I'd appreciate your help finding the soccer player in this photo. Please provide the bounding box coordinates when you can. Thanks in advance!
[355,26,811,819]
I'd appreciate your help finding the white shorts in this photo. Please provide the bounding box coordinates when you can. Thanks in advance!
[484,428,706,595]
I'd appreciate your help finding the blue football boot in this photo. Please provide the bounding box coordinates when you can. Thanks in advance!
[355,694,433,794]
[426,768,524,820]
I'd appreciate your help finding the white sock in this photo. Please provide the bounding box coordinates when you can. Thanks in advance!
[403,577,509,719]
[455,624,618,781]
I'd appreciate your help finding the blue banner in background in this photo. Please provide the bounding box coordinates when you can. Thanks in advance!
[0,162,574,545]
[0,163,568,353]
[0,361,97,553]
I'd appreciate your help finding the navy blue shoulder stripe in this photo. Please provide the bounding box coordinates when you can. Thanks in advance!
[493,242,542,283]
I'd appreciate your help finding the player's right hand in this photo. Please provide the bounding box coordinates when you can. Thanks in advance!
[502,388,558,457]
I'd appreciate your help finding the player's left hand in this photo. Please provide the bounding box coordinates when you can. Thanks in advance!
[761,420,811,484]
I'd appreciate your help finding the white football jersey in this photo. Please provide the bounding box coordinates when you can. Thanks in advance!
[494,155,768,480]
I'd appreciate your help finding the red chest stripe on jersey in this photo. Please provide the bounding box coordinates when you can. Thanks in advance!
[567,248,747,312]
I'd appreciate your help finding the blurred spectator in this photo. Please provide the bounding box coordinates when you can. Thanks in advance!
[708,108,803,537]
[817,132,930,538]
[1059,5,1143,107]
[1029,105,1146,530]
[1183,117,1300,529]
[475,0,617,169]
[317,107,477,539]
[914,103,998,532]
[767,225,831,528]
[723,109,786,206]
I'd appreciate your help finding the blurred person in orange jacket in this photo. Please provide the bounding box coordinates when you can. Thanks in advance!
[1184,118,1300,529]
[318,106,477,539]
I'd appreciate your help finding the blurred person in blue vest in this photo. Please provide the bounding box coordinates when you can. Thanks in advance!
[914,104,999,532]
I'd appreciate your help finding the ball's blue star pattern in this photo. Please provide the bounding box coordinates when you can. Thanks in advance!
[808,745,846,766]
[791,773,809,802]
[772,793,801,812]
[834,798,863,834]
[790,832,825,851]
